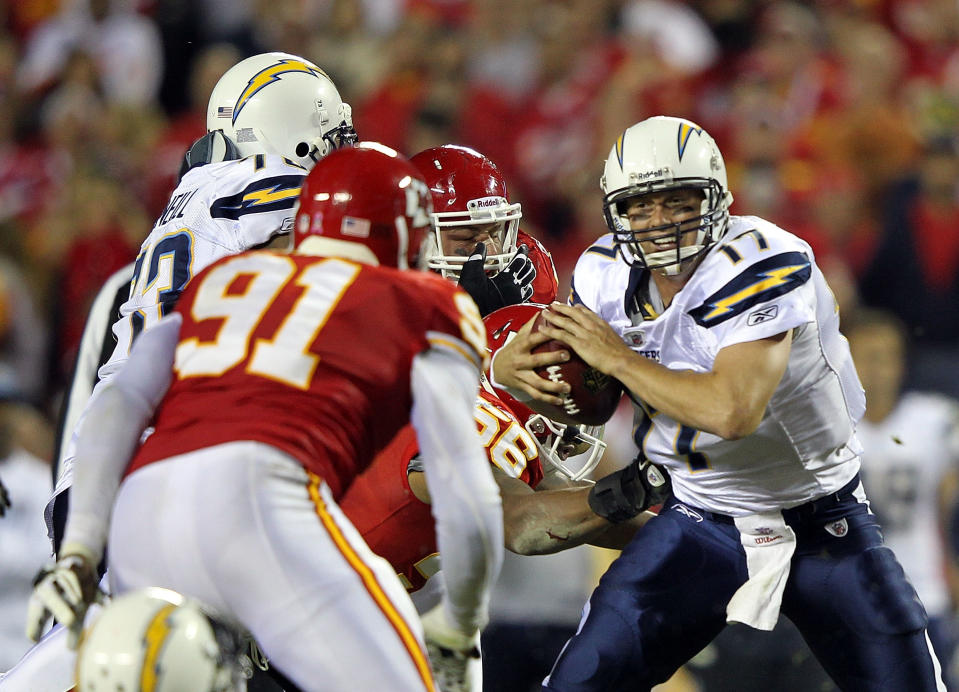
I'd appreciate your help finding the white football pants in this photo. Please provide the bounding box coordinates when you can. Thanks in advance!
[108,441,436,692]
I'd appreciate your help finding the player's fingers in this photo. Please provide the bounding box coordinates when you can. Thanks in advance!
[36,581,78,627]
[516,381,567,406]
[25,597,49,641]
[519,367,569,396]
[516,314,538,336]
[548,303,601,329]
[57,572,83,604]
[521,329,554,348]
[513,321,553,349]
[537,320,581,345]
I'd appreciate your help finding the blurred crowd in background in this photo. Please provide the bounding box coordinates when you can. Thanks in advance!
[2,0,959,688]
[1,0,958,424]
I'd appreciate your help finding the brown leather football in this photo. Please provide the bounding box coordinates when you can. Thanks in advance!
[528,311,623,426]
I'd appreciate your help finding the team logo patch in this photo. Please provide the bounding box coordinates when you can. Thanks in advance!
[747,305,779,326]
[672,504,703,523]
[825,518,849,537]
[624,330,645,347]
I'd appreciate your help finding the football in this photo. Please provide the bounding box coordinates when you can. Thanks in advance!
[528,311,623,426]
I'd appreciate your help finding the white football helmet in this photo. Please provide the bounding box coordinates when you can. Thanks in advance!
[601,116,733,273]
[76,587,249,692]
[206,52,357,170]
[524,412,607,482]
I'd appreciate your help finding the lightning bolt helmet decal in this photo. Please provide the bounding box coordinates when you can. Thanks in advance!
[233,59,329,126]
[677,121,704,162]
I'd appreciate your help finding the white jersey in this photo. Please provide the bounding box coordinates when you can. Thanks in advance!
[857,392,959,615]
[570,216,866,515]
[48,154,305,518]
[103,153,305,381]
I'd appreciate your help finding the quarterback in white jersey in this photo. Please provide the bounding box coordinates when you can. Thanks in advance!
[492,116,945,691]
[568,216,864,514]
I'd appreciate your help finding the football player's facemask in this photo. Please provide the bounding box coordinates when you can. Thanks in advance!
[482,303,607,482]
[206,52,357,170]
[601,116,733,275]
[293,142,433,270]
[75,588,250,692]
[410,145,521,279]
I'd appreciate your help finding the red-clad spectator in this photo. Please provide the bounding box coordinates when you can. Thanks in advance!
[47,172,143,386]
[786,164,878,278]
[353,11,439,151]
[860,136,959,345]
[507,0,625,236]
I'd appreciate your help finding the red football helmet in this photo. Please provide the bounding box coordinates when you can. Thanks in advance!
[410,145,521,279]
[483,303,606,481]
[294,142,432,269]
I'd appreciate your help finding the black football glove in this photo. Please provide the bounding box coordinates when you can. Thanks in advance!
[457,243,536,317]
[588,456,671,523]
[0,475,9,517]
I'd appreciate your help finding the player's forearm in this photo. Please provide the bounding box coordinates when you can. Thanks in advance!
[584,511,654,551]
[64,385,151,562]
[64,316,179,562]
[411,350,504,634]
[609,351,761,439]
[504,486,613,555]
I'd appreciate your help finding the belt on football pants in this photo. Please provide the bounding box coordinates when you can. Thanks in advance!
[678,473,862,527]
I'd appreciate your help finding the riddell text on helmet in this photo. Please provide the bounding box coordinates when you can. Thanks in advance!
[545,365,582,417]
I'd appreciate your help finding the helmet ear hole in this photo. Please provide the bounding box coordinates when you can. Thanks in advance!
[295,141,310,158]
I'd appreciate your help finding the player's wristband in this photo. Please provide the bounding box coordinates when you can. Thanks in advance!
[588,459,670,523]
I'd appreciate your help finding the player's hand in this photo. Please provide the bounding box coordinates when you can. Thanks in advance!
[489,314,569,406]
[0,475,9,516]
[538,303,634,375]
[26,547,103,648]
[458,244,535,316]
[421,603,480,692]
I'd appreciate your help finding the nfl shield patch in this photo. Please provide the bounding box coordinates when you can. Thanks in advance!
[824,518,849,537]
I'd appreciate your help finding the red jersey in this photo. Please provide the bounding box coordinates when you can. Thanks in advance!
[342,389,543,592]
[127,251,487,499]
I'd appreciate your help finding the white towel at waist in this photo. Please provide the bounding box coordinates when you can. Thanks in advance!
[726,511,796,631]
